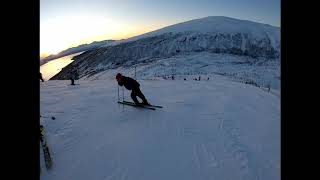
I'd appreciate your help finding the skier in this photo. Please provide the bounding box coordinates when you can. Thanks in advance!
[40,72,44,82]
[116,73,150,105]
[70,70,79,85]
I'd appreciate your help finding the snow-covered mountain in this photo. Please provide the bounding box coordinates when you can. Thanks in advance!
[40,40,115,66]
[50,16,280,89]
[117,16,280,49]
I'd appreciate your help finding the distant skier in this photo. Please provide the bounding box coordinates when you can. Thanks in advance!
[70,70,79,85]
[199,76,201,81]
[116,73,150,105]
[40,73,44,82]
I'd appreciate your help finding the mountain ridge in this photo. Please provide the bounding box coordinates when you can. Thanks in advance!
[50,16,280,89]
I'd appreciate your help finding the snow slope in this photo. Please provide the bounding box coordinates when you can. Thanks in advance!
[40,76,280,180]
[85,52,280,90]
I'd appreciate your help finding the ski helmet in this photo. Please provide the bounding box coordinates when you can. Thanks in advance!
[116,73,122,80]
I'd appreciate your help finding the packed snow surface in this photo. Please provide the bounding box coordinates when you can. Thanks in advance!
[40,75,280,180]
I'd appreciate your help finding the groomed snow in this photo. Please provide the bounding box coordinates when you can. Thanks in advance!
[40,76,280,180]
[86,52,280,90]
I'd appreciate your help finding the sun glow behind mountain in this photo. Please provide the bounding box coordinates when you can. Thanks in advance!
[40,14,159,57]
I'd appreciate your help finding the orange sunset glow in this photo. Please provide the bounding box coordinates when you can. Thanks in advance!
[40,14,170,58]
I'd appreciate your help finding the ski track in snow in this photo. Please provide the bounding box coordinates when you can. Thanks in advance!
[40,77,280,180]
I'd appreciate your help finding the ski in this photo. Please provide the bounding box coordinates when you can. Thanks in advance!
[123,101,163,108]
[118,101,156,110]
[40,125,53,169]
[68,84,80,86]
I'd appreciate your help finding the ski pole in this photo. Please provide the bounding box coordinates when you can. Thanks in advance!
[122,86,124,102]
[40,115,56,120]
[118,85,120,102]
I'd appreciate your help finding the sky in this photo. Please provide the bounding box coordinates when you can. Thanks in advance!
[40,0,280,58]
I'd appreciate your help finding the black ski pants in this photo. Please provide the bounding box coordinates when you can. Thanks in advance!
[131,87,148,104]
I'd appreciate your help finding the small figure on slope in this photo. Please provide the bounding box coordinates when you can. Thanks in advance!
[40,72,44,82]
[70,70,79,85]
